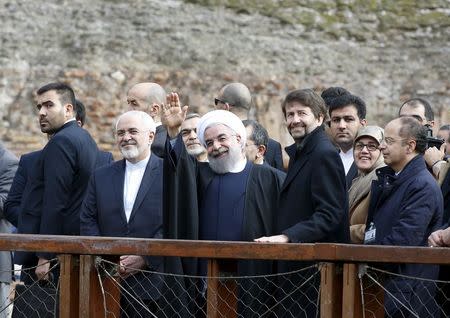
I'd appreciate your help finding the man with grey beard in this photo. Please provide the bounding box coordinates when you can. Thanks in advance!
[162,93,285,317]
[81,110,164,317]
[180,113,207,162]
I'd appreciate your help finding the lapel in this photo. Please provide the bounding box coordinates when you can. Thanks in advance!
[281,128,321,192]
[282,146,309,192]
[346,162,358,189]
[128,155,159,223]
[112,160,127,224]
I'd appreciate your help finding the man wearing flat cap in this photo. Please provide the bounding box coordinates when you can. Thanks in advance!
[162,92,285,317]
[214,82,285,171]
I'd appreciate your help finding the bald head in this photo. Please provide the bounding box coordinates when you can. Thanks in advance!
[127,82,166,121]
[215,83,252,118]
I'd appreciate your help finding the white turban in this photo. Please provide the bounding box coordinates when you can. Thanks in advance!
[197,110,247,148]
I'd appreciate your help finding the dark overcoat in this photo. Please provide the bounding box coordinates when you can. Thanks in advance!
[275,126,349,317]
[366,155,443,318]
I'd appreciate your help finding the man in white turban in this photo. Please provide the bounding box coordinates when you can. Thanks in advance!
[161,92,285,317]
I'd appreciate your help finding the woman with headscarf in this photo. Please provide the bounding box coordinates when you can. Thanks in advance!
[348,125,385,243]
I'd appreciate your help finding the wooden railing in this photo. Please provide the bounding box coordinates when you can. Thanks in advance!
[1,233,450,318]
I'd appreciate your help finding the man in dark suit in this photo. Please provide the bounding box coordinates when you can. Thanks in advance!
[4,150,42,284]
[242,119,271,166]
[6,97,112,284]
[20,82,98,280]
[214,82,285,171]
[255,89,349,317]
[326,91,367,188]
[367,117,442,317]
[127,82,167,157]
[81,110,163,317]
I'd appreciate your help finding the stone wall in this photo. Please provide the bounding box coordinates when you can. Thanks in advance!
[0,0,449,157]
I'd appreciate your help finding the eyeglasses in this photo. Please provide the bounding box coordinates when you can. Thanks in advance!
[116,128,149,138]
[354,142,379,152]
[382,137,410,146]
[214,98,226,106]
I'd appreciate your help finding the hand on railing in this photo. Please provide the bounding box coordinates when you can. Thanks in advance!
[35,257,51,280]
[119,255,146,279]
[254,234,289,243]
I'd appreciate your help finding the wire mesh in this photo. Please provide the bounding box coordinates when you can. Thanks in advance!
[0,259,61,318]
[94,257,322,318]
[359,263,450,318]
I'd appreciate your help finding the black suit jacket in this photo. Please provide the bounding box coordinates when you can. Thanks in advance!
[5,151,41,228]
[95,150,113,169]
[22,121,98,260]
[80,155,163,300]
[265,138,284,171]
[346,161,358,189]
[278,126,349,245]
[441,167,450,224]
[151,125,167,157]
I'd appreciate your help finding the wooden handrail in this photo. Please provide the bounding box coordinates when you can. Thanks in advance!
[1,234,450,264]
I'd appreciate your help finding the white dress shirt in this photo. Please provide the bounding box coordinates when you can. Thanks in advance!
[123,153,150,222]
[339,148,354,175]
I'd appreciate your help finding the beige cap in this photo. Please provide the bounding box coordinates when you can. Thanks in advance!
[354,125,384,145]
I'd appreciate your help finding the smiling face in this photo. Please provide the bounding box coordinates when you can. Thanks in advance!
[285,102,322,143]
[203,124,244,174]
[116,113,154,163]
[353,136,382,173]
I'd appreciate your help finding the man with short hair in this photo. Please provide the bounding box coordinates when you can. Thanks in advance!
[399,98,435,128]
[255,89,349,317]
[366,117,443,317]
[242,119,269,165]
[81,111,163,317]
[162,93,285,316]
[74,99,86,127]
[327,92,367,187]
[21,82,98,281]
[180,113,207,162]
[127,82,167,157]
[214,82,284,171]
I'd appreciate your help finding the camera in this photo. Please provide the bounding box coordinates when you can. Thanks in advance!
[424,124,444,149]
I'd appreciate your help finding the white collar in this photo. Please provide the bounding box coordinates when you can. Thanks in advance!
[125,152,151,170]
[228,158,247,173]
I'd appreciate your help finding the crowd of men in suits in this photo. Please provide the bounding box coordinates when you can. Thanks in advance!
[0,81,448,317]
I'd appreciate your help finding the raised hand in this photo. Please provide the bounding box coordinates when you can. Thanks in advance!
[161,92,188,138]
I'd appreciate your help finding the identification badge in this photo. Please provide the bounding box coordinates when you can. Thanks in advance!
[364,222,376,244]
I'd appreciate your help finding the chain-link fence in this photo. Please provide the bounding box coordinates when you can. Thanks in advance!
[0,259,60,318]
[94,257,322,318]
[359,264,450,318]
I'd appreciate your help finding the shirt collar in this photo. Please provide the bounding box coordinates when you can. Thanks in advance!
[125,150,150,170]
